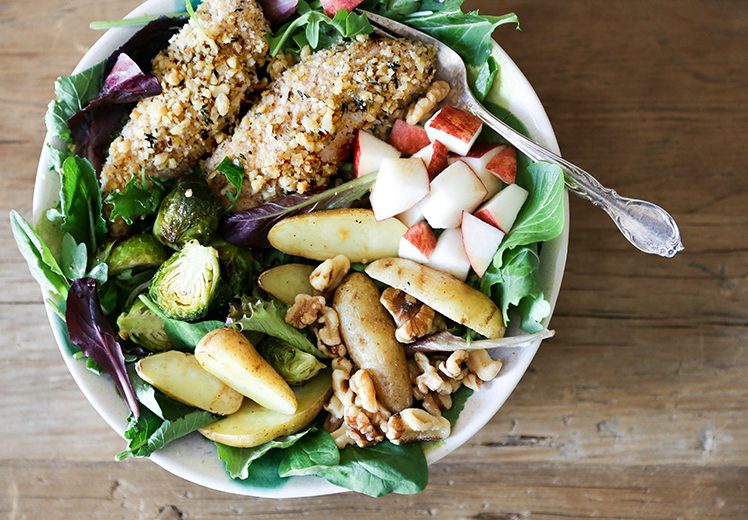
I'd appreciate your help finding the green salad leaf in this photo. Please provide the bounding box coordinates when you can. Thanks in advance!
[215,157,244,209]
[45,62,105,145]
[47,156,107,251]
[280,430,429,497]
[216,428,314,479]
[138,295,223,351]
[473,55,498,102]
[105,172,166,225]
[228,298,325,358]
[441,385,473,427]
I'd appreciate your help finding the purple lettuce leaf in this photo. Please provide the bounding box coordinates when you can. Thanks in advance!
[220,172,376,248]
[258,0,298,26]
[104,16,187,74]
[66,278,139,418]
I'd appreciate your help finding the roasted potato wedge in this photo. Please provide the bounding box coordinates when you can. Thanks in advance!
[365,258,505,339]
[333,273,412,412]
[135,351,243,415]
[199,370,332,448]
[258,263,315,304]
[195,328,298,415]
[267,208,407,263]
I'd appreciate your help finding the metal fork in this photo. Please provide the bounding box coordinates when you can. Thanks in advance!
[363,11,684,258]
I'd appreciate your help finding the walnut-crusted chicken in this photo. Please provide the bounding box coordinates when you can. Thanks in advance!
[100,0,270,194]
[205,37,437,210]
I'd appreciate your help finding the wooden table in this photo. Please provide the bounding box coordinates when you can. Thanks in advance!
[1,0,746,518]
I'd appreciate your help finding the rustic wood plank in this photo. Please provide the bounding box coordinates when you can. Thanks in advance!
[1,0,747,517]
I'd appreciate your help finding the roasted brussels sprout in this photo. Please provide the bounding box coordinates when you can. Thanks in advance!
[256,337,326,386]
[106,233,170,275]
[116,298,172,352]
[149,240,221,321]
[211,239,254,308]
[153,177,222,249]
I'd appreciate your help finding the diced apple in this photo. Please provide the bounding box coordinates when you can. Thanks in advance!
[397,201,425,228]
[474,184,529,233]
[450,144,509,199]
[388,119,430,155]
[425,106,483,156]
[413,140,449,179]
[461,212,505,277]
[420,161,487,228]
[369,158,430,221]
[427,228,471,281]
[353,130,401,177]
[486,146,517,184]
[320,0,364,16]
[398,221,437,263]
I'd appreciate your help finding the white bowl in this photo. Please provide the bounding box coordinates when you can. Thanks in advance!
[32,0,569,498]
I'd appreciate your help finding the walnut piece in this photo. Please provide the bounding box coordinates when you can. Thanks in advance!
[405,80,451,125]
[349,369,379,413]
[413,352,453,395]
[438,350,468,380]
[380,288,445,343]
[309,255,350,293]
[330,424,355,449]
[267,52,294,81]
[315,307,346,357]
[345,405,386,447]
[284,294,325,328]
[467,349,503,382]
[386,408,451,444]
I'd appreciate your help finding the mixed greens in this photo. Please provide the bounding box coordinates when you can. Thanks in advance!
[11,0,565,498]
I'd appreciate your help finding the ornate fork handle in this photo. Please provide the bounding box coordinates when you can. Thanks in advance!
[470,102,684,257]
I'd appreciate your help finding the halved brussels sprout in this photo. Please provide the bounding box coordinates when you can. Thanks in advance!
[153,177,222,249]
[107,233,170,276]
[149,240,221,321]
[211,239,254,308]
[116,298,172,352]
[256,337,326,386]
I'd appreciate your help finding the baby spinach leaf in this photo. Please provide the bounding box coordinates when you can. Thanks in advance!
[492,161,565,267]
[278,429,340,477]
[441,385,473,427]
[217,428,314,479]
[10,210,69,305]
[48,156,107,250]
[227,298,325,358]
[215,157,244,210]
[105,172,166,225]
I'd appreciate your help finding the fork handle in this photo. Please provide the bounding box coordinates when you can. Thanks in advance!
[469,102,684,258]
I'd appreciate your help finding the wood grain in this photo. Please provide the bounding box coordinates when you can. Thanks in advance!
[1,0,747,518]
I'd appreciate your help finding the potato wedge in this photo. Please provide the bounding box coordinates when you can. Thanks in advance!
[365,258,505,339]
[195,328,298,415]
[333,273,412,412]
[258,263,315,304]
[199,370,332,448]
[267,208,407,263]
[135,351,243,415]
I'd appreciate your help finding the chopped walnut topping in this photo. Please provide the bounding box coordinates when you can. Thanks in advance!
[350,369,379,413]
[386,408,451,444]
[314,307,346,357]
[345,405,386,447]
[438,350,469,380]
[267,52,294,81]
[413,352,453,395]
[405,80,451,125]
[309,255,350,294]
[380,288,445,343]
[284,294,325,328]
[467,349,503,382]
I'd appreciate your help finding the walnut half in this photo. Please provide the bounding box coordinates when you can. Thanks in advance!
[386,408,451,444]
[285,294,325,328]
[380,288,445,343]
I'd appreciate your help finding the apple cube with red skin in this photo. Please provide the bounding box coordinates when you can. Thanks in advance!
[450,144,512,199]
[354,130,401,177]
[398,221,437,264]
[412,140,449,179]
[369,158,430,221]
[388,120,431,155]
[474,184,529,233]
[486,145,517,184]
[426,228,471,281]
[420,161,487,229]
[425,106,483,156]
[461,212,505,277]
[397,200,425,228]
[320,0,364,16]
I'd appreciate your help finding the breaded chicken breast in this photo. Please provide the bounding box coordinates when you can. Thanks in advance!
[100,0,270,194]
[205,37,436,210]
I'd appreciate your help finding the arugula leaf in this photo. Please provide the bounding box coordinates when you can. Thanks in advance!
[492,161,565,268]
[217,428,314,479]
[215,157,244,209]
[105,172,166,225]
[227,298,325,357]
[116,406,217,460]
[138,295,223,351]
[48,156,107,250]
[280,431,429,497]
[9,210,69,306]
